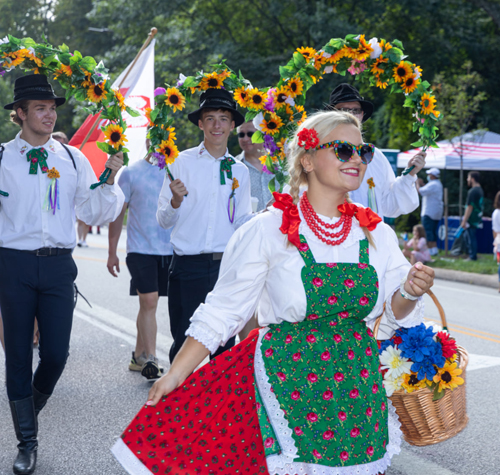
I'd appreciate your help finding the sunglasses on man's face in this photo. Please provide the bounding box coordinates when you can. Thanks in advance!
[238,131,254,138]
[316,140,375,165]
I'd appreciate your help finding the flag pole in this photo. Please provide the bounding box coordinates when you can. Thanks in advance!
[79,27,158,151]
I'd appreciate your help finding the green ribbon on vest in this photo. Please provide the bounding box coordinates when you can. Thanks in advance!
[26,148,49,175]
[219,156,235,185]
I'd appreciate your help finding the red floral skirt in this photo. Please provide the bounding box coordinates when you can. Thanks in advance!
[113,329,270,475]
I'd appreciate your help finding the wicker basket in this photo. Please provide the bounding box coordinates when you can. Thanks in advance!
[373,289,469,446]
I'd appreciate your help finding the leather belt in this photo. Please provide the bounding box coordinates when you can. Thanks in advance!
[174,252,223,261]
[23,247,73,257]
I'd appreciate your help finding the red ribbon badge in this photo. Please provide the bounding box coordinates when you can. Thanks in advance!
[272,192,301,248]
[337,202,382,231]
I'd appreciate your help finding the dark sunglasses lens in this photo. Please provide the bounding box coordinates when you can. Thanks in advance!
[336,143,354,162]
[238,132,253,138]
[359,145,374,164]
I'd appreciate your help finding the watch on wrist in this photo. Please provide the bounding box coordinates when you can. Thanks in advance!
[400,276,418,301]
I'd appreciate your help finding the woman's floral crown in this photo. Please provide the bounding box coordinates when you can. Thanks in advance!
[297,128,320,150]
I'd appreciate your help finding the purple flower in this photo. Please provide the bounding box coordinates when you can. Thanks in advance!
[264,135,278,155]
[264,88,276,112]
[0,70,5,77]
[262,165,272,175]
[154,87,166,97]
[153,152,166,170]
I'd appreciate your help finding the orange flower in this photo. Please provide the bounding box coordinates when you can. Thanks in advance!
[54,64,73,79]
[297,46,316,62]
[145,107,154,126]
[371,57,388,76]
[113,89,126,111]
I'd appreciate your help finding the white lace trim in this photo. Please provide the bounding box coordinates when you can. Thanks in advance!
[385,287,425,328]
[254,327,299,472]
[267,204,367,250]
[185,321,222,354]
[111,438,152,475]
[269,399,402,475]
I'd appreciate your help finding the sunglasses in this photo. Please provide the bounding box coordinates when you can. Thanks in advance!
[335,107,364,116]
[237,131,254,138]
[316,140,375,165]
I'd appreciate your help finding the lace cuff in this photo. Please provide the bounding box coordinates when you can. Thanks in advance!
[185,321,222,354]
[385,286,425,329]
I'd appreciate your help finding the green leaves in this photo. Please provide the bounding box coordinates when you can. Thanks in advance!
[182,76,199,88]
[96,141,118,155]
[125,106,140,118]
[252,130,264,144]
[293,51,306,69]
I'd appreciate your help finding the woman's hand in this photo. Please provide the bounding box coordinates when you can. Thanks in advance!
[146,371,183,406]
[407,152,426,176]
[404,262,434,297]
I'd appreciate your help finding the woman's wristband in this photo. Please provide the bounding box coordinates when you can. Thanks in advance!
[400,276,418,301]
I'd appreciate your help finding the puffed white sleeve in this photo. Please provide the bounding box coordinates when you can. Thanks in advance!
[186,216,269,353]
[365,225,424,339]
[376,149,420,218]
[73,148,125,226]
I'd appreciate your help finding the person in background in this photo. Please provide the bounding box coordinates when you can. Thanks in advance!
[417,168,443,256]
[107,143,173,380]
[327,84,426,218]
[157,88,252,363]
[234,121,272,211]
[492,191,500,292]
[403,224,431,265]
[461,171,484,261]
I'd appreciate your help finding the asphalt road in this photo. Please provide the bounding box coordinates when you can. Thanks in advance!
[0,229,499,475]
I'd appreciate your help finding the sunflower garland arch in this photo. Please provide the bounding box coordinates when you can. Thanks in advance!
[0,34,139,188]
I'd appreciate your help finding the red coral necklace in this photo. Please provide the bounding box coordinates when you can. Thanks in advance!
[300,191,352,246]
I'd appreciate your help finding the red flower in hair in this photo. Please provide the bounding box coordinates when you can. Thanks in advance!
[297,128,319,150]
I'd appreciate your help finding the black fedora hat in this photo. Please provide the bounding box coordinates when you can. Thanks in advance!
[188,88,244,127]
[4,74,66,110]
[327,83,373,122]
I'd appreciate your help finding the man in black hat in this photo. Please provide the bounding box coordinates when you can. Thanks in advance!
[328,84,426,218]
[0,75,125,474]
[157,88,252,363]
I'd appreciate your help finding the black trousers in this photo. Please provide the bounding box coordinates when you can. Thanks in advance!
[0,248,77,401]
[167,253,235,363]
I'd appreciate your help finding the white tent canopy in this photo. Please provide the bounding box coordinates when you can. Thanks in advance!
[397,130,500,170]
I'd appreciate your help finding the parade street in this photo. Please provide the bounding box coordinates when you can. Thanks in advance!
[0,228,499,475]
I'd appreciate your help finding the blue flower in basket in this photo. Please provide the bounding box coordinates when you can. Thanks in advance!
[411,342,446,380]
[397,324,436,362]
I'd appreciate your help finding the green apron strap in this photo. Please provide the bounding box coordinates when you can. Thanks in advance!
[359,239,369,265]
[298,235,316,266]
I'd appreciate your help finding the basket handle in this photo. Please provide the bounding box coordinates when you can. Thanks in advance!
[372,289,447,339]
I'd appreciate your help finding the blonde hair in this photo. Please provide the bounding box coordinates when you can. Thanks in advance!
[287,110,375,247]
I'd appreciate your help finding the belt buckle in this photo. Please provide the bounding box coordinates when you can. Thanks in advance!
[213,252,223,261]
[36,248,50,257]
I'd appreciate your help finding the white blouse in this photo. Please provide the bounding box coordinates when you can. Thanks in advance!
[187,204,424,352]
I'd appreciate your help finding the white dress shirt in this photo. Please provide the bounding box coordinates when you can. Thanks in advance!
[350,147,419,218]
[418,179,444,220]
[0,132,125,250]
[187,204,424,353]
[157,142,252,255]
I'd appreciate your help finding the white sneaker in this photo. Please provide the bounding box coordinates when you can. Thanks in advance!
[79,240,89,248]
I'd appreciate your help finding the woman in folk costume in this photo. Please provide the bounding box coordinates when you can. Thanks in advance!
[112,110,434,475]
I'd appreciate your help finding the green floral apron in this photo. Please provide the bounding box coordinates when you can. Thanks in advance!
[256,235,389,468]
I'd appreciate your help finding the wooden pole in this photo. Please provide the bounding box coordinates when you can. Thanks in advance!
[79,27,158,151]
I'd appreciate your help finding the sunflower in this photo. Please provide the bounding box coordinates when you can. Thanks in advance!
[420,93,438,115]
[314,51,328,70]
[81,73,93,88]
[285,104,294,120]
[286,76,304,98]
[164,87,186,112]
[260,113,283,135]
[273,86,291,109]
[54,64,73,79]
[165,126,177,142]
[328,47,349,64]
[233,87,249,108]
[353,34,373,61]
[393,61,413,83]
[401,372,429,393]
[218,69,231,80]
[297,46,316,62]
[104,123,127,148]
[246,88,266,110]
[199,72,224,90]
[295,105,307,125]
[87,81,108,103]
[371,57,388,76]
[144,107,154,126]
[113,89,126,111]
[379,39,392,51]
[157,139,179,165]
[376,78,388,89]
[433,361,464,392]
[401,75,420,94]
[3,50,26,68]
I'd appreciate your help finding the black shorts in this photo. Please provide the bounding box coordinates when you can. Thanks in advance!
[126,253,172,296]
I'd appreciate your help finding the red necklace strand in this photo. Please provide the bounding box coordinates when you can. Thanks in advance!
[300,192,352,246]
